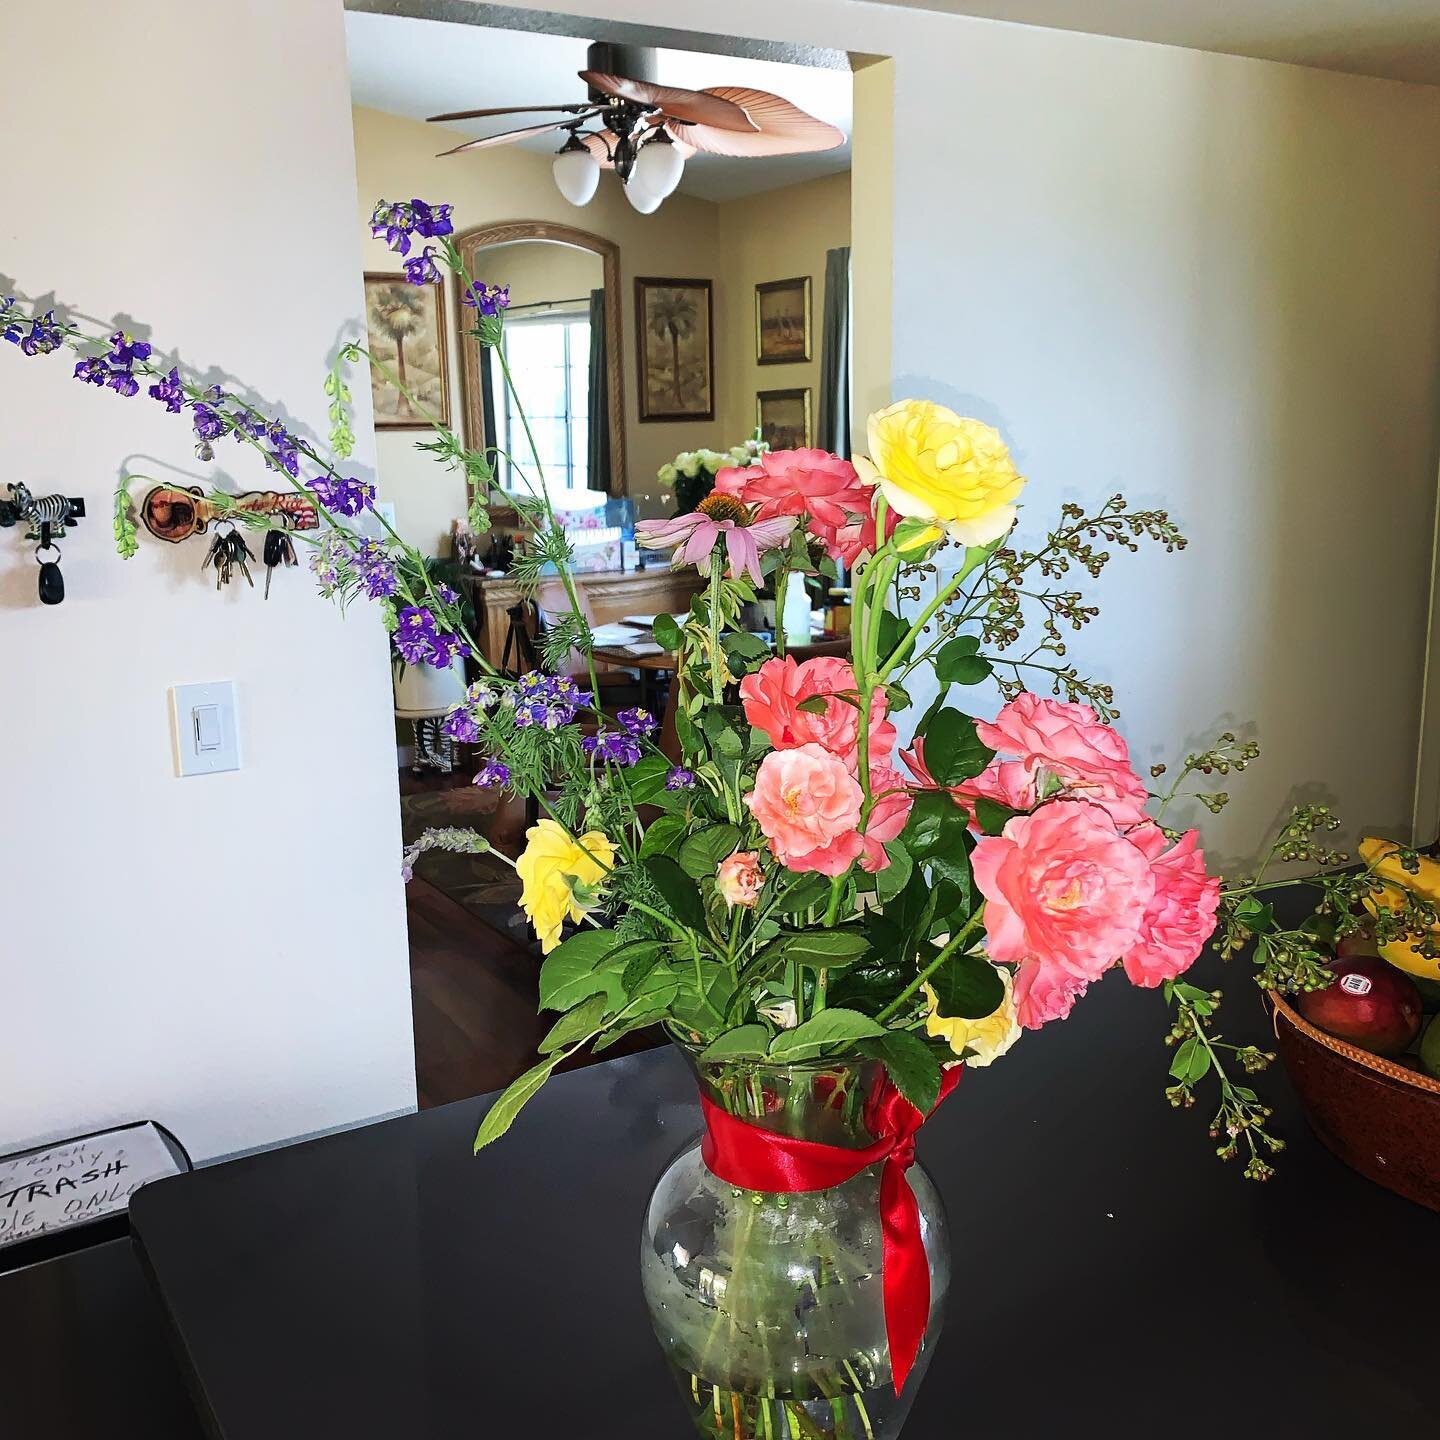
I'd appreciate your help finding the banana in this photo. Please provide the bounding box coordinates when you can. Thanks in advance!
[1358,836,1440,981]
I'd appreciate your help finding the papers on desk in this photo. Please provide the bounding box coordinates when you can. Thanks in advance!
[0,1122,183,1247]
[621,613,687,630]
[588,622,652,647]
[598,639,666,658]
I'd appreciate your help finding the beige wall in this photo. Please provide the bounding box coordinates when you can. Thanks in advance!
[2,0,416,1161]
[352,106,853,539]
[353,105,727,546]
[715,172,852,445]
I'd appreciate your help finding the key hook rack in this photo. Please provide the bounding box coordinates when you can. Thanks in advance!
[0,482,85,605]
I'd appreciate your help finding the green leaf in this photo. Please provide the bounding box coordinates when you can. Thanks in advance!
[885,682,913,714]
[474,1053,561,1149]
[859,1031,942,1114]
[652,612,682,651]
[537,929,623,1012]
[1169,1037,1199,1081]
[1186,1043,1213,1084]
[971,797,1016,837]
[875,842,913,904]
[797,696,830,715]
[538,993,608,1054]
[675,705,701,755]
[701,1023,774,1061]
[876,609,916,668]
[680,824,743,878]
[640,813,688,857]
[929,949,1005,1019]
[903,792,975,902]
[771,872,833,917]
[669,962,736,1034]
[722,630,769,665]
[753,927,872,970]
[1234,896,1275,931]
[591,968,680,1052]
[920,709,995,785]
[613,939,668,991]
[935,635,993,686]
[643,855,710,931]
[769,1008,888,1062]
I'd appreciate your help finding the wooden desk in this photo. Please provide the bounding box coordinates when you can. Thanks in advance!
[463,568,704,670]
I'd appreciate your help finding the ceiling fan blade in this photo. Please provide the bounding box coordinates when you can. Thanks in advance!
[579,71,756,133]
[579,132,616,169]
[670,87,845,157]
[436,116,594,157]
[427,103,599,123]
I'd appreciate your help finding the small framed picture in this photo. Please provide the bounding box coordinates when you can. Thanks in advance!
[635,276,714,421]
[364,272,451,429]
[755,276,812,365]
[756,388,812,450]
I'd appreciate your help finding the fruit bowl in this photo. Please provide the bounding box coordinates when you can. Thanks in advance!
[1268,989,1440,1211]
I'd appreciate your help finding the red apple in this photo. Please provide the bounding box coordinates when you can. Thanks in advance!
[1335,925,1379,960]
[1297,955,1423,1057]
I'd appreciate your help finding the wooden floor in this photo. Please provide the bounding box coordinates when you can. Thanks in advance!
[402,765,659,1108]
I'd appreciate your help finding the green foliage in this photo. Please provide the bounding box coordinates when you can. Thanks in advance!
[919,710,994,785]
[751,928,871,970]
[113,480,139,559]
[642,855,710,931]
[935,634,992,686]
[679,824,743,878]
[769,1009,887,1062]
[859,1031,942,1114]
[928,947,1005,1019]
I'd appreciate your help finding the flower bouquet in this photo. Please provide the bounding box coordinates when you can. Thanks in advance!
[13,194,1440,1440]
[658,432,769,515]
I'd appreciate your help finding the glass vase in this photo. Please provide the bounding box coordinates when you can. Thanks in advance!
[641,1048,950,1440]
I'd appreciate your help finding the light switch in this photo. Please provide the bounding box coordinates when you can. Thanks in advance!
[171,681,240,777]
[194,705,222,752]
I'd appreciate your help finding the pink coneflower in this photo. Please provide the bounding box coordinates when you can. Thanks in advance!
[637,494,795,586]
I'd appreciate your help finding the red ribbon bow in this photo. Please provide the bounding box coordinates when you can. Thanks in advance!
[698,1067,961,1394]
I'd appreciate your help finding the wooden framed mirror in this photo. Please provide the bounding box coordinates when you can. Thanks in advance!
[453,221,626,500]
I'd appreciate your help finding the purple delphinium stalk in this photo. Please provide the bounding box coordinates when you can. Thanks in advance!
[192,403,227,442]
[409,199,454,238]
[432,632,472,666]
[353,539,398,599]
[665,766,696,791]
[513,672,590,730]
[617,706,658,738]
[441,708,482,745]
[582,731,642,767]
[474,759,510,789]
[460,281,510,317]
[308,473,376,517]
[10,310,63,356]
[148,367,186,412]
[403,247,442,286]
[107,331,152,366]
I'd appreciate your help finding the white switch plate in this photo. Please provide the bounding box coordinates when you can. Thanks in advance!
[170,681,241,777]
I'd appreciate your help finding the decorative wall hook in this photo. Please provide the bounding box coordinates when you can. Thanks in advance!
[0,482,85,605]
[139,484,316,544]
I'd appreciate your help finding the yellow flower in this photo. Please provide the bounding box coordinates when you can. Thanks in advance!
[856,400,1025,547]
[516,819,616,953]
[923,970,1021,1068]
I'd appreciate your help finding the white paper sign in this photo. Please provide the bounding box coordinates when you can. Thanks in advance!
[0,1123,182,1247]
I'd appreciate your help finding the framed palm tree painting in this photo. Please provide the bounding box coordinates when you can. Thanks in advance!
[364,272,450,429]
[635,277,713,422]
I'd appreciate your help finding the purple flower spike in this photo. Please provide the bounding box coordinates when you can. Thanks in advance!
[442,708,482,745]
[107,331,152,366]
[74,357,109,386]
[308,473,376,517]
[665,766,696,791]
[581,731,642,767]
[148,367,186,412]
[192,403,227,442]
[409,199,454,238]
[403,247,442,286]
[617,706,657,738]
[460,281,510,317]
[474,759,510,789]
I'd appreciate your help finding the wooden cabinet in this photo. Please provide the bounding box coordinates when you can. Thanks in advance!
[462,567,705,670]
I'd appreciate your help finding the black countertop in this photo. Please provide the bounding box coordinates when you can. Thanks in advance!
[7,965,1436,1438]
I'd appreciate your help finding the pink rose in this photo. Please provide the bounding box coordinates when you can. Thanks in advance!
[859,765,914,872]
[715,850,764,909]
[745,743,865,877]
[831,504,899,568]
[975,693,1149,826]
[741,656,896,769]
[973,800,1155,983]
[715,449,871,565]
[1121,826,1221,987]
[1012,960,1088,1030]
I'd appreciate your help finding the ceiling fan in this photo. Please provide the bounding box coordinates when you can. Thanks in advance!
[426,42,845,214]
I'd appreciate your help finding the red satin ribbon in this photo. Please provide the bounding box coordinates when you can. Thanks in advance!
[698,1066,960,1394]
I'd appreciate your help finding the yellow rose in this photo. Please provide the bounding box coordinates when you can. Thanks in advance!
[923,971,1021,1068]
[516,819,616,953]
[856,400,1024,547]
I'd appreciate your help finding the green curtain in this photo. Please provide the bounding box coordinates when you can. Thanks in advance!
[816,245,852,456]
[588,288,612,493]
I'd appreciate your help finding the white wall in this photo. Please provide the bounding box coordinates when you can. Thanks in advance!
[492,0,1440,866]
[0,0,417,1161]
